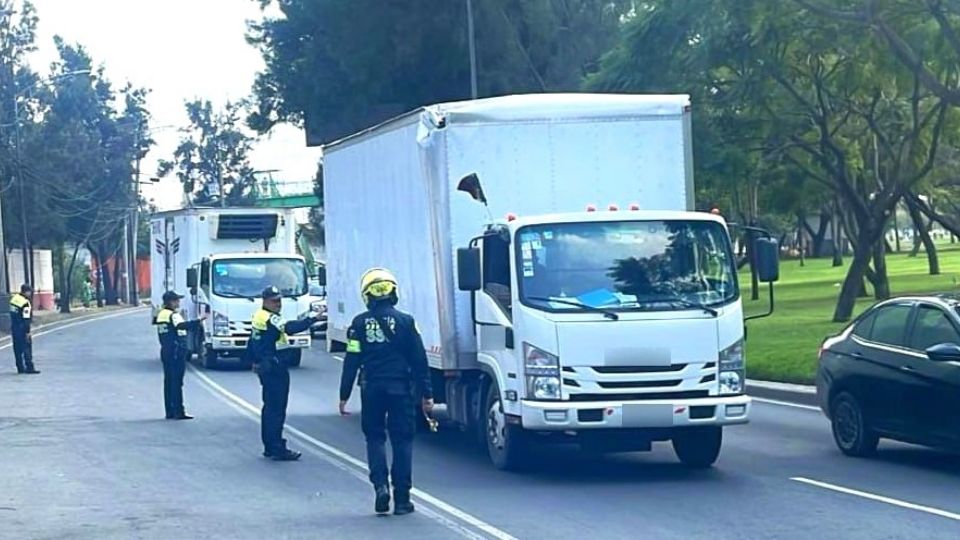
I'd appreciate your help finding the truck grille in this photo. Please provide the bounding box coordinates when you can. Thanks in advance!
[562,362,717,401]
[227,321,253,337]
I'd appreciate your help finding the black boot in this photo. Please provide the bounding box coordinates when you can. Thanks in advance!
[271,449,302,461]
[374,485,390,514]
[393,490,414,516]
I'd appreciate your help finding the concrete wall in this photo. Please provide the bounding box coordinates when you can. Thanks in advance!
[7,249,55,310]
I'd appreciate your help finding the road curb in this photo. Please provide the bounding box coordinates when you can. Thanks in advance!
[747,378,819,408]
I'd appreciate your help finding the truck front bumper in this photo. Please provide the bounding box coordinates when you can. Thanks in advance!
[208,336,312,351]
[520,394,750,431]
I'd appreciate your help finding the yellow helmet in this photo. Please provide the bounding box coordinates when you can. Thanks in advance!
[360,268,399,305]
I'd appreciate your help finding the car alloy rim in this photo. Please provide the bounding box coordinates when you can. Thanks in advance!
[834,400,860,448]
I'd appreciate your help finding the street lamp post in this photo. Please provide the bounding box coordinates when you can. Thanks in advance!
[466,0,478,99]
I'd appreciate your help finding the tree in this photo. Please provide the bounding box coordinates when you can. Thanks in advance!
[247,0,632,143]
[159,99,256,206]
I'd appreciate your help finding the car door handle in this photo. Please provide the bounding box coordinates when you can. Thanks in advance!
[900,365,916,373]
[851,352,866,360]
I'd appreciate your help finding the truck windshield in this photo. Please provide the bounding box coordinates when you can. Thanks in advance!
[516,220,738,313]
[212,258,308,298]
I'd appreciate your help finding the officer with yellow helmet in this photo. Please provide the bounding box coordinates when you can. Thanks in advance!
[154,291,206,419]
[248,285,320,461]
[339,268,433,515]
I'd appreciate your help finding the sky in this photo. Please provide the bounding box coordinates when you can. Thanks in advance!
[27,0,321,210]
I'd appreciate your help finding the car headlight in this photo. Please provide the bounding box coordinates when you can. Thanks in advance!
[719,339,745,395]
[524,343,561,400]
[213,312,230,337]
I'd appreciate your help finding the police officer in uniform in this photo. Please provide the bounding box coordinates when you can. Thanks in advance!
[248,286,319,461]
[10,284,39,375]
[154,291,205,420]
[339,268,433,515]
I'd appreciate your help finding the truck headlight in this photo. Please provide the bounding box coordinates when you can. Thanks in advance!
[310,301,327,316]
[524,343,561,400]
[719,339,745,395]
[213,312,230,337]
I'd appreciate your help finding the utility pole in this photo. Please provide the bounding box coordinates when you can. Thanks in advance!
[466,0,478,99]
[13,97,30,289]
[0,168,9,331]
[129,124,143,305]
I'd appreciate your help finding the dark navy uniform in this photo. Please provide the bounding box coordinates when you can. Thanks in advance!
[10,291,37,374]
[154,306,201,419]
[248,302,315,459]
[339,303,432,509]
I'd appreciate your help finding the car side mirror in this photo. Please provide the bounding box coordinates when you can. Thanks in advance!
[925,343,960,362]
[755,238,780,283]
[457,247,482,292]
[186,268,198,289]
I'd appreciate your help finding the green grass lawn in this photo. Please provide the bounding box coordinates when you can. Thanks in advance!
[742,245,960,384]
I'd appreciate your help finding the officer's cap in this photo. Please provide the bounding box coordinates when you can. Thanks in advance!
[20,283,32,294]
[261,286,282,300]
[162,291,184,303]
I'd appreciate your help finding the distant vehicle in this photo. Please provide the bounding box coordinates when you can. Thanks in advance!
[325,93,780,470]
[307,282,327,339]
[817,295,960,456]
[149,208,314,369]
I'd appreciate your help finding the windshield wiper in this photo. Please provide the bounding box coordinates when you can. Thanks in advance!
[215,291,256,301]
[527,296,619,320]
[627,298,718,317]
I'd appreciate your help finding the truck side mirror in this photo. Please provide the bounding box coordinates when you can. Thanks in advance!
[755,238,780,283]
[457,247,482,292]
[316,266,327,287]
[186,268,198,289]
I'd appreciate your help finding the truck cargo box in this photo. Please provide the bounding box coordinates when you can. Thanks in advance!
[324,93,693,370]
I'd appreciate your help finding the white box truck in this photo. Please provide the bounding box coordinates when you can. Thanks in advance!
[150,207,315,368]
[324,94,778,469]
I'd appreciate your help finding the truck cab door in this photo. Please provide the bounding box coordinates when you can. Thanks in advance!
[458,233,514,350]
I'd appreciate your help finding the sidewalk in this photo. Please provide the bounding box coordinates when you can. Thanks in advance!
[0,309,453,540]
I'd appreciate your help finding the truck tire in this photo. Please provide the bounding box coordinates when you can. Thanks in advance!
[830,391,879,457]
[200,345,219,370]
[484,383,528,471]
[672,426,722,468]
[287,349,302,368]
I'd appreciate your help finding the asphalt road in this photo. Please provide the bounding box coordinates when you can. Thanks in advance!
[3,310,959,539]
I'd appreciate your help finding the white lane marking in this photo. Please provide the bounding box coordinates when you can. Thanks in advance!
[189,366,517,540]
[752,397,821,412]
[0,308,146,351]
[792,477,960,522]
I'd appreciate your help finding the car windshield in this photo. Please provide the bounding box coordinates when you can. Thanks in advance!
[517,220,738,312]
[212,258,307,298]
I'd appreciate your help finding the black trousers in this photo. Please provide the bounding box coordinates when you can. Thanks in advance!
[361,381,416,493]
[161,347,186,417]
[12,332,34,373]
[258,366,291,454]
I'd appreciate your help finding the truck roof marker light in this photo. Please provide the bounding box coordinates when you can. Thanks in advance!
[506,213,517,222]
[608,204,619,211]
[629,203,640,211]
[586,204,597,212]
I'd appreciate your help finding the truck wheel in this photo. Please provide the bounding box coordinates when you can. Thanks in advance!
[200,345,219,370]
[672,426,722,468]
[485,384,528,471]
[830,392,879,457]
[287,349,302,368]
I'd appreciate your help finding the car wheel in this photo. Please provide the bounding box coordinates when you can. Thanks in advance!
[287,349,302,368]
[831,391,879,457]
[672,426,722,468]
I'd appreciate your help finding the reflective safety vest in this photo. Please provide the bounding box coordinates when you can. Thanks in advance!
[251,308,289,349]
[10,293,31,320]
[155,308,188,350]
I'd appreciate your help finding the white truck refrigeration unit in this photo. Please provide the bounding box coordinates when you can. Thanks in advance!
[324,94,779,470]
[150,207,314,369]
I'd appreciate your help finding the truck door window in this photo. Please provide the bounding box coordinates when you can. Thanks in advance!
[200,260,210,292]
[483,234,511,313]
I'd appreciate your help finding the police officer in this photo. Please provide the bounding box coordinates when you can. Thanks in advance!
[248,286,319,461]
[339,268,433,516]
[10,284,39,375]
[154,291,205,420]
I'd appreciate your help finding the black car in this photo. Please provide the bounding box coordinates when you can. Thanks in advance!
[817,295,960,456]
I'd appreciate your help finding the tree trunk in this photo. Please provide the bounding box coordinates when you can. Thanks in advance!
[63,243,83,314]
[54,243,68,313]
[831,206,844,267]
[89,243,105,308]
[112,255,123,304]
[871,240,891,301]
[834,241,874,322]
[906,198,940,275]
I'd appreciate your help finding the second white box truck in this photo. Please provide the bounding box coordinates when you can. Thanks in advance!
[324,93,778,470]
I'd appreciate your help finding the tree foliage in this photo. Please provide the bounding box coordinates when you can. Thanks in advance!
[158,100,256,206]
[247,0,632,143]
